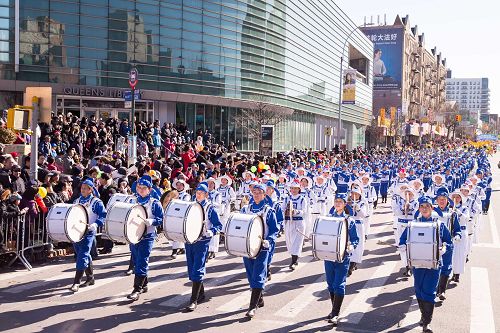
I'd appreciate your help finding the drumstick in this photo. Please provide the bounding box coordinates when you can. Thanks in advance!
[296,228,310,240]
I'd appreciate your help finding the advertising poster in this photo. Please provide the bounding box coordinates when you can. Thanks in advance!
[365,28,403,90]
[342,68,356,104]
[261,125,274,156]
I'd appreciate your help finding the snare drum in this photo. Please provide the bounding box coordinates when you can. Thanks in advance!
[106,193,136,210]
[46,204,88,243]
[406,221,440,269]
[105,202,147,244]
[311,216,348,262]
[224,213,264,259]
[163,199,205,244]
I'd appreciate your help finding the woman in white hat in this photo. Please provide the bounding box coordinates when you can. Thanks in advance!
[206,178,222,259]
[281,180,308,270]
[346,185,367,276]
[450,191,470,283]
[409,179,425,199]
[299,176,314,236]
[217,175,235,225]
[360,174,376,239]
[237,171,254,199]
[459,185,478,259]
[171,178,191,258]
[425,174,447,198]
[311,175,330,216]
[391,186,418,277]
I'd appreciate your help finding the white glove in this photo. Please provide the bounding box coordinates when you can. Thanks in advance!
[262,240,270,249]
[453,235,461,242]
[88,223,98,233]
[439,244,447,255]
[204,230,214,238]
[347,244,355,253]
[144,219,154,227]
[398,245,407,253]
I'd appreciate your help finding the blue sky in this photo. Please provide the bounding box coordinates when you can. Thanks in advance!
[336,0,499,114]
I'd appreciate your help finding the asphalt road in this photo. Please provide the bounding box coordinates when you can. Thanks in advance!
[1,155,499,333]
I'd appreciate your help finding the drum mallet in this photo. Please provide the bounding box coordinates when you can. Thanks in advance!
[296,228,310,240]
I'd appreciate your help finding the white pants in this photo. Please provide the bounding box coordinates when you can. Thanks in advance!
[452,231,468,275]
[172,241,185,250]
[209,234,220,253]
[364,215,372,238]
[285,219,305,256]
[351,221,365,264]
[396,222,409,267]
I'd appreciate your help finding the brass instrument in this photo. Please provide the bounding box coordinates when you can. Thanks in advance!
[404,191,409,217]
[284,199,294,220]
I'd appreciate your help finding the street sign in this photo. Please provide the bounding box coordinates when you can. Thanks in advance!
[129,67,138,88]
[124,90,141,102]
[124,101,132,109]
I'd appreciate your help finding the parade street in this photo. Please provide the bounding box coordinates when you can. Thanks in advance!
[0,155,498,333]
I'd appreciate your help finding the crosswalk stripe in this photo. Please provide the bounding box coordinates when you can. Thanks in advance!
[342,260,399,324]
[397,296,421,331]
[274,275,324,318]
[216,255,315,312]
[158,265,245,308]
[2,254,134,293]
[470,267,496,333]
[487,210,500,245]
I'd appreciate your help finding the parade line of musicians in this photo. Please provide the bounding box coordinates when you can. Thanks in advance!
[66,147,492,333]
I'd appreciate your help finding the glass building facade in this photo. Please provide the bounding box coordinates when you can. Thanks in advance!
[0,0,373,150]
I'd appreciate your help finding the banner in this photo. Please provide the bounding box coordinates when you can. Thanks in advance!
[342,69,356,105]
[261,125,274,156]
[365,28,403,90]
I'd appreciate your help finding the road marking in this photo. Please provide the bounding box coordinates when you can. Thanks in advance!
[470,267,496,333]
[397,296,421,330]
[274,275,324,318]
[158,265,245,308]
[342,260,398,324]
[216,255,315,312]
[473,243,500,249]
[2,254,133,293]
[488,210,500,245]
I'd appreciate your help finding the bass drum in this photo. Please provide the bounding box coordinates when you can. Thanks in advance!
[311,216,348,262]
[163,199,205,244]
[46,204,88,243]
[105,202,147,244]
[224,212,264,259]
[406,220,440,269]
[106,193,136,210]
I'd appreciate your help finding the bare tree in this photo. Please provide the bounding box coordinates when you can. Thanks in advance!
[233,96,294,154]
[439,101,459,140]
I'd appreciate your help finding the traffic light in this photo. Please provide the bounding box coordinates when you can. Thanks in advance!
[455,114,462,122]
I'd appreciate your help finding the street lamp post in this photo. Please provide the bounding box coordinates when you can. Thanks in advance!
[336,24,373,147]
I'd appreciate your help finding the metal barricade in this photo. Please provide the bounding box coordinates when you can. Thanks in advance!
[18,212,52,270]
[0,213,33,270]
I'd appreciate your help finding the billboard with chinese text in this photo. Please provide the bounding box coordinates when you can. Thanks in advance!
[342,69,356,104]
[364,27,403,90]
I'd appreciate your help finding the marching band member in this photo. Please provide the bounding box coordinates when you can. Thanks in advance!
[360,174,376,239]
[324,193,359,326]
[127,175,164,301]
[433,188,461,301]
[450,191,470,283]
[399,196,452,333]
[207,177,222,259]
[371,165,382,209]
[217,174,236,224]
[380,164,391,203]
[299,176,314,236]
[171,179,190,259]
[311,175,330,217]
[184,183,223,311]
[240,184,279,318]
[426,174,447,198]
[392,185,418,277]
[237,171,255,199]
[389,169,409,195]
[70,179,107,292]
[336,165,351,194]
[460,185,478,259]
[265,181,284,280]
[346,184,367,276]
[282,180,307,270]
[409,179,425,199]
